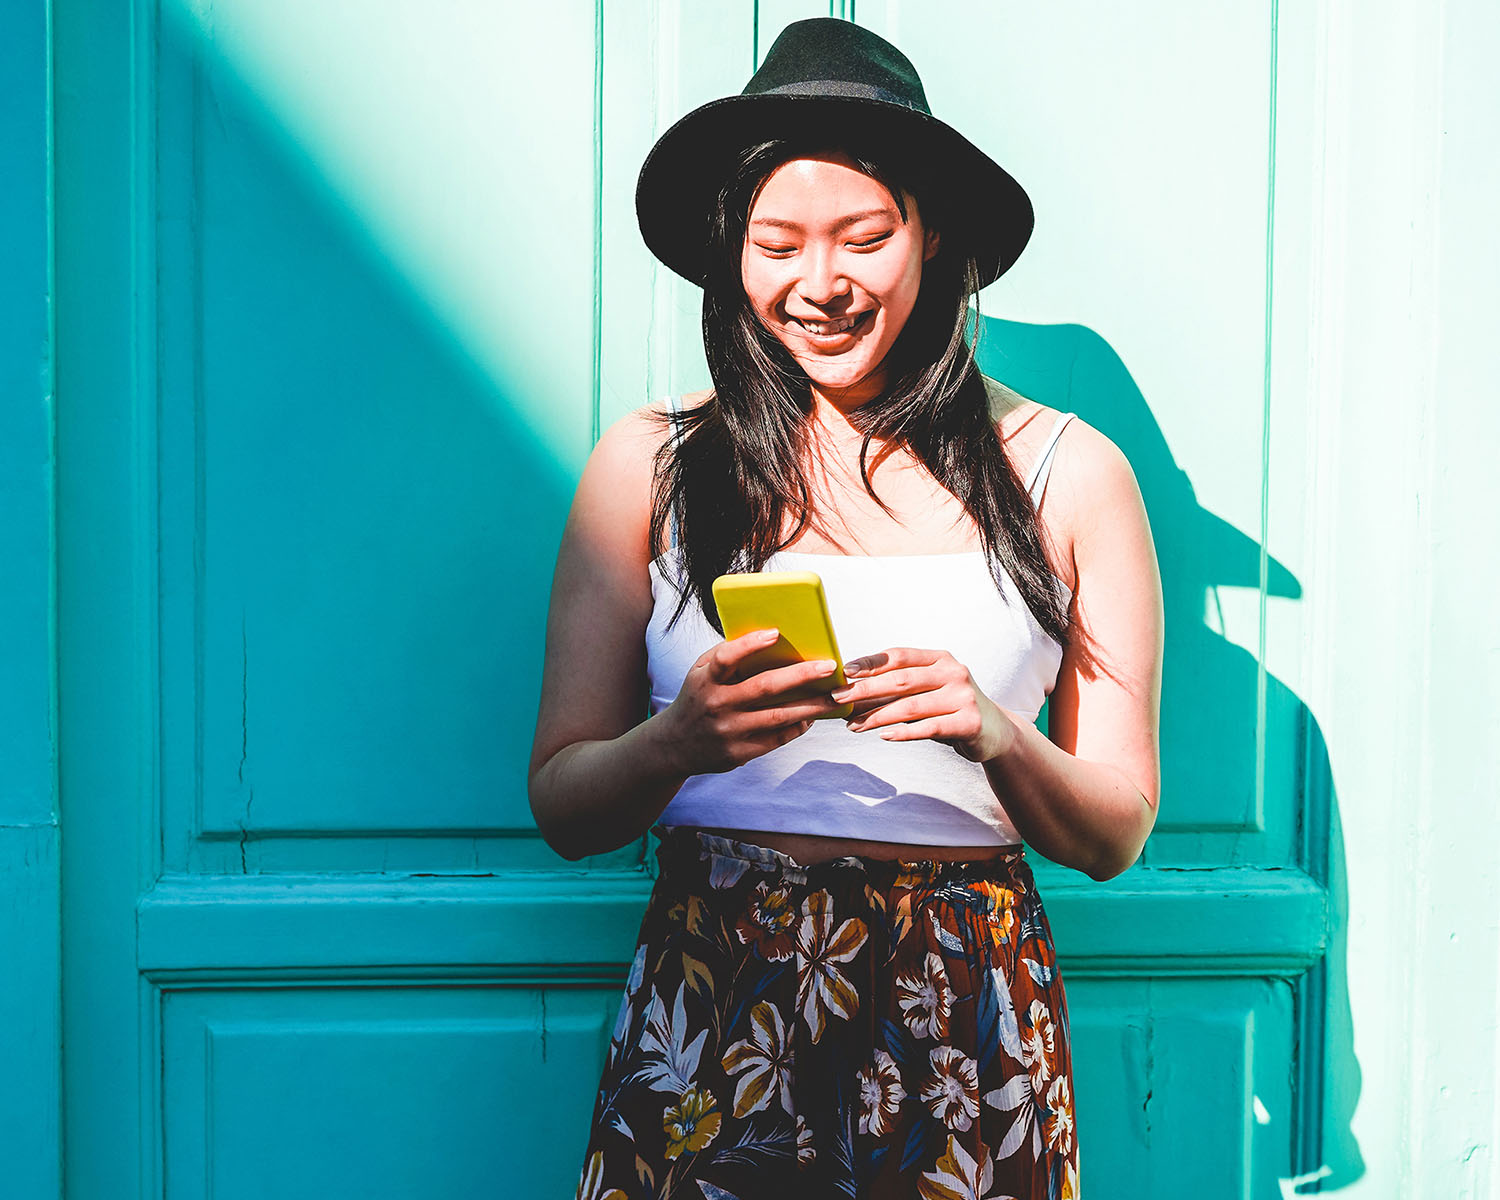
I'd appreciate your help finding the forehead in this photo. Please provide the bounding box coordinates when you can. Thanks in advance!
[747,153,908,225]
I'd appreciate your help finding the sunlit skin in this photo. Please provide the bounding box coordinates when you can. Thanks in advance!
[740,153,939,414]
[528,154,1164,879]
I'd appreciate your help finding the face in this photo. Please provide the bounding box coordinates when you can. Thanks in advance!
[740,153,940,409]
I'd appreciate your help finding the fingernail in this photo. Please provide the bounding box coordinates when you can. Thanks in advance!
[760,628,780,643]
[844,660,867,676]
[811,659,837,676]
[829,686,851,701]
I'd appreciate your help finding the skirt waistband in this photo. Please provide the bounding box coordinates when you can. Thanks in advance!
[652,824,1028,889]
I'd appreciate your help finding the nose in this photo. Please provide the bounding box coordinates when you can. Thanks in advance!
[796,245,851,308]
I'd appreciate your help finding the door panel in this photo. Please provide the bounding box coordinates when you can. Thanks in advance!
[162,985,618,1198]
[151,0,596,863]
[1071,978,1296,1198]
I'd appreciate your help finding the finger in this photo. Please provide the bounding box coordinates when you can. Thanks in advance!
[737,656,840,703]
[831,666,944,708]
[706,627,781,681]
[769,718,816,749]
[834,687,908,718]
[874,716,955,742]
[745,694,844,728]
[841,695,888,718]
[843,647,946,678]
[846,690,961,732]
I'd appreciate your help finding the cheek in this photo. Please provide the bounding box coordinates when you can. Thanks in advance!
[739,256,784,316]
[872,254,925,325]
[900,246,929,297]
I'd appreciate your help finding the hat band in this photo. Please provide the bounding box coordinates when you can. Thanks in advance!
[756,79,927,113]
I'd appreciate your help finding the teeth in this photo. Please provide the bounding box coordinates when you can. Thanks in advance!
[799,314,861,335]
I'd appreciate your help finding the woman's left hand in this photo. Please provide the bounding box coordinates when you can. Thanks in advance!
[829,647,1019,763]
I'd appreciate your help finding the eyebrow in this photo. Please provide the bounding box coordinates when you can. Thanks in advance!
[748,207,901,233]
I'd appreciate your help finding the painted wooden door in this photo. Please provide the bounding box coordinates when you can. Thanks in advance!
[55,1,644,1196]
[52,2,1333,1198]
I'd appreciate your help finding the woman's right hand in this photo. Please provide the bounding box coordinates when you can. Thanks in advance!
[653,628,840,775]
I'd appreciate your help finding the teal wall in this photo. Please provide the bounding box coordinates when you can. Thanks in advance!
[7,1,1498,1197]
[1,1,62,1197]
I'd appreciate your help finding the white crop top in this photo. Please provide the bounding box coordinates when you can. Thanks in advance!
[645,409,1076,847]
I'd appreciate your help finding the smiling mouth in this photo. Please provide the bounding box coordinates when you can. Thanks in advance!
[791,311,871,337]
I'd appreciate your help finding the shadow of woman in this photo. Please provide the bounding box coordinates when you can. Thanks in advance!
[975,315,1363,1192]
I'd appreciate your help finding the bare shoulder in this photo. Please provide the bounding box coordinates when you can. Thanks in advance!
[586,397,686,487]
[1040,415,1158,635]
[979,372,1140,522]
[981,375,1148,578]
[982,373,1058,463]
[571,405,667,564]
[595,390,712,462]
[1042,415,1145,543]
[596,403,666,458]
[576,391,714,557]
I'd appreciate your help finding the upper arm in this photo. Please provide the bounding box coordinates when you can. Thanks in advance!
[528,407,665,781]
[1042,420,1165,808]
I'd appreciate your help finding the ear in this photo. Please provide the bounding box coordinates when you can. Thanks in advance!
[922,227,941,263]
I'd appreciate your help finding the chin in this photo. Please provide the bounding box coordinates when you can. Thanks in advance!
[796,355,880,392]
[805,370,868,392]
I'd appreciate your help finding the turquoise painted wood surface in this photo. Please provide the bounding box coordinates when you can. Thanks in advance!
[47,1,1319,1196]
[34,1,1500,1198]
[1,1,62,1197]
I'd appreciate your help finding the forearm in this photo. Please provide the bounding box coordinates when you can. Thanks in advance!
[983,713,1156,881]
[529,717,689,861]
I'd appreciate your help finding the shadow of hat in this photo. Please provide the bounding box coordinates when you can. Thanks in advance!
[1175,470,1300,598]
[974,316,1302,599]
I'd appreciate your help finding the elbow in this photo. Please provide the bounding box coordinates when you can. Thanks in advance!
[529,760,635,863]
[535,823,588,863]
[1084,792,1157,882]
[1083,837,1144,882]
[527,766,588,863]
[530,804,589,863]
[531,806,632,864]
[1084,849,1139,883]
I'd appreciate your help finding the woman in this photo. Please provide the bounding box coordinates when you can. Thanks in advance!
[531,18,1162,1200]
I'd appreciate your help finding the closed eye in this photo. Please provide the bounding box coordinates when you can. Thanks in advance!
[754,243,797,257]
[848,232,894,249]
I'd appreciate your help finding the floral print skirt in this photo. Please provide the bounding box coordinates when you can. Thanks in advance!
[575,827,1079,1200]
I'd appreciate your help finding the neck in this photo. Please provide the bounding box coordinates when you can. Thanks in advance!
[808,369,887,419]
[806,397,892,469]
[808,395,865,438]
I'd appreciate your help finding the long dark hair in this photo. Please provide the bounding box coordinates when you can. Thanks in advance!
[649,137,1070,646]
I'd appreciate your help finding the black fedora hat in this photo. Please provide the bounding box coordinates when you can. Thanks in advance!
[636,18,1033,289]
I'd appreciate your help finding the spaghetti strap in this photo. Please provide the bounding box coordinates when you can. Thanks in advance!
[1024,410,1077,506]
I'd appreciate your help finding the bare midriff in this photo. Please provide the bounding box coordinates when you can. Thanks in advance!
[693,826,1021,866]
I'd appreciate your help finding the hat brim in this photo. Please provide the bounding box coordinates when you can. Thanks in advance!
[636,93,1033,289]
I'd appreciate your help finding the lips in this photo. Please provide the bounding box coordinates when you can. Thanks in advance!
[791,311,871,339]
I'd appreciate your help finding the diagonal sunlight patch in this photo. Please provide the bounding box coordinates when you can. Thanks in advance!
[171,0,601,476]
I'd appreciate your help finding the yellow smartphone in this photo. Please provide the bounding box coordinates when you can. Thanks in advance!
[711,570,852,720]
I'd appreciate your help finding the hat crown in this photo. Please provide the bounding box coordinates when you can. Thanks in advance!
[635,18,1032,288]
[743,18,931,114]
